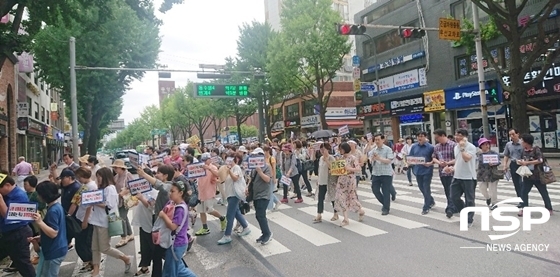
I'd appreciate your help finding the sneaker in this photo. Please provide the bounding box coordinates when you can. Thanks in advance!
[256,236,264,243]
[217,236,232,245]
[381,210,389,216]
[261,233,273,245]
[280,198,288,204]
[124,255,133,273]
[195,228,210,236]
[486,198,492,206]
[294,198,303,203]
[490,205,498,211]
[238,227,251,237]
[220,218,227,231]
[446,211,453,218]
[421,210,429,215]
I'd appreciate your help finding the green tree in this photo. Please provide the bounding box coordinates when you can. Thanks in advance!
[236,21,289,138]
[228,124,258,138]
[178,83,214,141]
[31,0,160,155]
[269,0,350,130]
[468,0,560,133]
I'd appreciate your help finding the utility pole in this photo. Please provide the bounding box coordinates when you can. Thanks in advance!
[69,37,80,161]
[472,1,490,139]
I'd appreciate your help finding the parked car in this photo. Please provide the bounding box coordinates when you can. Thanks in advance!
[111,149,138,174]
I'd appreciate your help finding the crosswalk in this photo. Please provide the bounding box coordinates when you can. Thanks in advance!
[3,175,558,276]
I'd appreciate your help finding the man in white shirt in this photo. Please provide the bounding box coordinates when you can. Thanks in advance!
[445,128,477,227]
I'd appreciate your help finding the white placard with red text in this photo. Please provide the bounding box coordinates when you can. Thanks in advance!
[339,125,350,136]
[280,175,292,186]
[248,156,265,169]
[186,163,206,178]
[482,154,500,164]
[127,178,152,195]
[7,203,37,221]
[81,189,105,205]
[406,156,426,165]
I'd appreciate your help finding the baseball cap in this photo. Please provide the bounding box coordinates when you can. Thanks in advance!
[200,153,212,161]
[57,168,75,179]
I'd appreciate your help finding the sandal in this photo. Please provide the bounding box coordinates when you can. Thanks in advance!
[340,220,349,227]
[313,215,322,223]
[115,239,128,248]
[359,211,365,222]
[135,267,150,276]
[330,213,339,221]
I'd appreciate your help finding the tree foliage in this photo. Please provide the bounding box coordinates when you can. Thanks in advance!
[268,0,351,130]
[31,0,160,156]
[467,0,560,134]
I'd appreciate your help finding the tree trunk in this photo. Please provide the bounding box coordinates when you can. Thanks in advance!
[87,126,99,156]
[236,114,243,146]
[509,86,529,134]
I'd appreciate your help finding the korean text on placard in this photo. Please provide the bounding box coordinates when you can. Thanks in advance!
[127,178,152,195]
[81,189,105,206]
[7,203,37,221]
[482,154,500,164]
[187,163,207,178]
[248,156,265,169]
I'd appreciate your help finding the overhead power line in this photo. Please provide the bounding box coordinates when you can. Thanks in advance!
[74,66,257,74]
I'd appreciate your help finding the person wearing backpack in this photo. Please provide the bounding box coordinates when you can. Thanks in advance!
[157,181,197,277]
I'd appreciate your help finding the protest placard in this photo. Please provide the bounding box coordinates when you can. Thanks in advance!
[242,161,249,171]
[482,154,500,164]
[128,152,139,165]
[280,175,292,185]
[339,125,350,136]
[139,154,150,165]
[7,203,37,221]
[81,190,105,206]
[248,156,265,169]
[211,156,220,164]
[127,178,152,195]
[313,142,322,151]
[406,156,426,165]
[148,157,163,168]
[366,133,372,141]
[186,163,206,178]
[331,160,347,176]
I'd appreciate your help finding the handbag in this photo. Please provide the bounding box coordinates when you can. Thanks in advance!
[105,207,123,237]
[539,158,556,184]
[65,214,82,236]
[491,167,505,180]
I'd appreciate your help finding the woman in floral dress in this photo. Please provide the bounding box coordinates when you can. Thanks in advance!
[334,142,366,227]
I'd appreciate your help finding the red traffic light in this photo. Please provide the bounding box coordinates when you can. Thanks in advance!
[336,24,366,36]
[401,28,413,38]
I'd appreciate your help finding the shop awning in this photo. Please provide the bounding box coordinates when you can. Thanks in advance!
[326,120,363,128]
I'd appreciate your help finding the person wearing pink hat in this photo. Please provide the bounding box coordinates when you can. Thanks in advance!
[476,137,501,209]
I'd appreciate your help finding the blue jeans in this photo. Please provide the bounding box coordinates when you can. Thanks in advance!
[163,245,197,277]
[268,179,280,210]
[225,197,248,236]
[371,175,393,212]
[254,199,271,238]
[41,256,64,277]
[416,173,435,211]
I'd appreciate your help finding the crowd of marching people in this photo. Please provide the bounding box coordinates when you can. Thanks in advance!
[0,126,554,277]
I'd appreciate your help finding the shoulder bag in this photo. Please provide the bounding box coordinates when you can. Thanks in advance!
[105,206,123,237]
[539,157,556,184]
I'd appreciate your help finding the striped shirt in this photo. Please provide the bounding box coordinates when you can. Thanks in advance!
[433,140,456,177]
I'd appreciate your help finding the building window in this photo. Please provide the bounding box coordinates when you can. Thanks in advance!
[303,100,318,116]
[456,47,504,79]
[363,0,414,23]
[27,97,32,116]
[34,102,39,119]
[363,20,419,57]
[451,0,487,20]
[286,103,299,119]
[41,107,45,122]
[272,108,283,122]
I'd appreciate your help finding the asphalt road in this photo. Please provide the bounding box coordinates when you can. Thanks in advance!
[3,159,560,277]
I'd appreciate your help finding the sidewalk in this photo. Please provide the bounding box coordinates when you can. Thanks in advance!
[35,164,68,182]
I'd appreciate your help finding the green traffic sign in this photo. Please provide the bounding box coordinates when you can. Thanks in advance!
[194,84,250,98]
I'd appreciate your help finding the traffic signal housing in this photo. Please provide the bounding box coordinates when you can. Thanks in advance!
[487,79,499,104]
[399,27,426,39]
[336,24,366,35]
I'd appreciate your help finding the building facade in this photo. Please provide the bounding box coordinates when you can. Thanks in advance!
[354,0,560,153]
[0,54,18,172]
[270,82,359,138]
[16,66,66,170]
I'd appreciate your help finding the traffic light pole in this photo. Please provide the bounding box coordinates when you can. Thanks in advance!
[473,2,490,140]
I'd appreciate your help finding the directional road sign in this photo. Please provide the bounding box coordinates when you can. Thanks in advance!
[360,82,376,91]
[352,55,360,66]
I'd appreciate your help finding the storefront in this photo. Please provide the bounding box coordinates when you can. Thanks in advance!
[25,118,46,166]
[284,118,300,138]
[324,107,362,136]
[423,89,446,141]
[357,101,393,141]
[503,64,560,153]
[301,114,321,134]
[390,94,430,141]
[444,83,504,151]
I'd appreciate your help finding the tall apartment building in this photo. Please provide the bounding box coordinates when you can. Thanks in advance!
[264,0,367,81]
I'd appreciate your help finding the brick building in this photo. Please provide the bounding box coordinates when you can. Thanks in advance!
[0,54,19,171]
